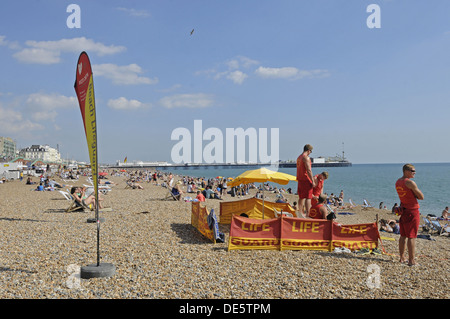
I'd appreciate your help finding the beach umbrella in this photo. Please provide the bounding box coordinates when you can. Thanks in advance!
[228,167,297,219]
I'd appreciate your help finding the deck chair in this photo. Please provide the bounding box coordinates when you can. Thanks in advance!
[422,217,434,232]
[428,218,449,235]
[59,190,72,201]
[362,199,373,208]
[124,181,133,189]
[349,199,357,207]
[66,199,113,213]
[162,188,180,201]
[58,190,83,212]
[88,176,114,187]
[62,190,112,213]
[83,184,111,195]
[86,177,113,192]
[66,199,85,212]
[273,208,293,218]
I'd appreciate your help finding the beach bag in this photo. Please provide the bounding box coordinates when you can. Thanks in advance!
[326,212,336,220]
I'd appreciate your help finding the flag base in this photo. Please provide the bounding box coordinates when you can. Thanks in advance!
[80,263,115,279]
[87,217,105,223]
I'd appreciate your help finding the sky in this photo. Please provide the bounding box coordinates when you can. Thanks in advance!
[1,0,450,165]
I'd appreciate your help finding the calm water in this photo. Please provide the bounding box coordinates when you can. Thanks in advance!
[156,163,450,217]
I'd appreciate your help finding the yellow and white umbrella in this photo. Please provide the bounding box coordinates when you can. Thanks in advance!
[228,167,297,219]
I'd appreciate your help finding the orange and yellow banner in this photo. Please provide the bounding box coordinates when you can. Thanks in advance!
[220,197,295,224]
[191,202,216,243]
[228,216,281,250]
[228,215,379,251]
[331,222,379,251]
[74,51,98,202]
[280,217,332,251]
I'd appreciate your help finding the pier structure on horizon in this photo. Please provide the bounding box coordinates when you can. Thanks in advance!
[107,158,352,169]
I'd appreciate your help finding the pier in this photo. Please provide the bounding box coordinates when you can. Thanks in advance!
[106,161,352,169]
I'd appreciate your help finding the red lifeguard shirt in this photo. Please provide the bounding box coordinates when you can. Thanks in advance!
[297,153,312,182]
[309,203,325,219]
[312,174,324,197]
[395,178,419,210]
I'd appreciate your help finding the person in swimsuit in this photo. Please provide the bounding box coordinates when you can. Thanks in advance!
[71,186,104,209]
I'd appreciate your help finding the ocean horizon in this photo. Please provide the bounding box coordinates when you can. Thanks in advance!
[139,162,449,217]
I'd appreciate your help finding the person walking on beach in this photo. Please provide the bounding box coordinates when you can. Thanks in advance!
[297,144,316,216]
[395,164,424,266]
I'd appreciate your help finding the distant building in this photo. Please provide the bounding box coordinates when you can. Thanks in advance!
[0,136,16,159]
[19,144,61,163]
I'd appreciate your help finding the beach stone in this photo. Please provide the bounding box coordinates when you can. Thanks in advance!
[0,173,448,299]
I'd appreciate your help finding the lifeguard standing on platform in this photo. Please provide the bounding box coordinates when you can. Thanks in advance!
[297,144,316,217]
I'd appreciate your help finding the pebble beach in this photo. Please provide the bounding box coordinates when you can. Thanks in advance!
[0,173,448,300]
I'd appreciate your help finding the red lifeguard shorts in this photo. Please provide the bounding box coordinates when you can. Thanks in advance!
[399,208,420,238]
[297,180,313,199]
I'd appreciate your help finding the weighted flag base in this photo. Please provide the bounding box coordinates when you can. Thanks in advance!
[87,217,105,223]
[80,263,115,279]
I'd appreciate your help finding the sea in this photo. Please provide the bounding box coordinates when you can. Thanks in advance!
[154,162,450,217]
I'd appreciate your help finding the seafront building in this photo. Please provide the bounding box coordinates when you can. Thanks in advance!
[0,136,16,160]
[19,144,61,163]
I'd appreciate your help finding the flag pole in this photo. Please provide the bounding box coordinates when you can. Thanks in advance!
[75,51,115,279]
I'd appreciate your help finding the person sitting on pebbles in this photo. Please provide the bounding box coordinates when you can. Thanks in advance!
[71,186,104,209]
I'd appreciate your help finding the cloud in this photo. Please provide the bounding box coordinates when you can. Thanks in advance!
[26,92,77,121]
[226,56,259,70]
[197,56,257,85]
[159,93,214,109]
[226,70,248,85]
[198,56,329,84]
[117,7,150,17]
[13,48,60,64]
[107,97,150,110]
[13,37,126,64]
[0,35,7,46]
[255,66,330,80]
[93,63,158,85]
[26,93,77,109]
[0,105,44,134]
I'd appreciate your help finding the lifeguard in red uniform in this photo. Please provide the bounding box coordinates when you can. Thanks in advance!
[309,194,328,219]
[296,144,316,217]
[395,164,424,266]
[311,171,329,207]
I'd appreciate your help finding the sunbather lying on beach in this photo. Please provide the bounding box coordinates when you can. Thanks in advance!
[127,180,143,189]
[379,219,400,234]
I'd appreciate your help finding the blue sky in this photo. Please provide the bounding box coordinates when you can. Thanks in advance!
[1,0,450,164]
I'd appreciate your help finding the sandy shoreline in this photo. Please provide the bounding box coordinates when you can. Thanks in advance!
[0,173,448,300]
